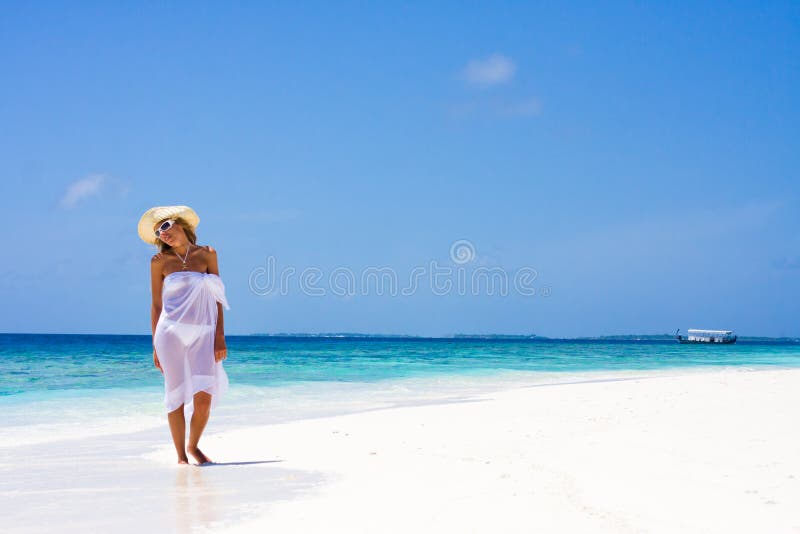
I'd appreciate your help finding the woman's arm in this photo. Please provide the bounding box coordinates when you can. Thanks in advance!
[215,302,225,336]
[150,254,165,372]
[150,254,164,340]
[206,246,227,361]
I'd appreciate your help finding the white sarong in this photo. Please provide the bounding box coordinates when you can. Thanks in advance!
[153,271,230,414]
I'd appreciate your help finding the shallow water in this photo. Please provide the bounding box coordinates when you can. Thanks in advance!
[2,333,799,447]
[4,333,800,396]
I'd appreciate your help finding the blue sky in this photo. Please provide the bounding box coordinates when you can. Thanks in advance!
[1,2,798,337]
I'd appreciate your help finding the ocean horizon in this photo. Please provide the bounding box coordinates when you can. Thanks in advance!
[3,331,799,340]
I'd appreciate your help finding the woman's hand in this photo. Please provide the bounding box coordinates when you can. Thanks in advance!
[153,349,163,373]
[214,334,227,362]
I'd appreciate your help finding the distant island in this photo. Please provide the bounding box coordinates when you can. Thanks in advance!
[248,332,540,339]
[247,332,799,342]
[248,332,428,338]
[0,332,797,343]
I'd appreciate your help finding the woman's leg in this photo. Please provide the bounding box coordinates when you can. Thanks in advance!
[156,324,190,464]
[167,404,189,464]
[187,391,213,464]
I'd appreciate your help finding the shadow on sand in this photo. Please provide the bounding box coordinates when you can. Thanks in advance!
[197,459,284,467]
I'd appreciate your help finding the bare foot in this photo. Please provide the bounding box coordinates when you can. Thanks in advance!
[187,445,213,465]
[178,456,190,465]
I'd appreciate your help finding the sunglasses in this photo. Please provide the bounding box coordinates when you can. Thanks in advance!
[154,219,176,238]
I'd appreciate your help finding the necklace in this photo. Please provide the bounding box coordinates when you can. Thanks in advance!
[175,244,192,270]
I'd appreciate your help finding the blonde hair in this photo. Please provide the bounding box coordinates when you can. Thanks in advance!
[155,217,197,253]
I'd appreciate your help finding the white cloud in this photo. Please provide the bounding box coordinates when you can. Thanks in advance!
[462,54,516,86]
[59,174,106,208]
[773,256,800,270]
[547,199,785,271]
[496,97,542,118]
[446,97,542,120]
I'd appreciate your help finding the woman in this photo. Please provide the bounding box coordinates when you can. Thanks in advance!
[138,205,231,465]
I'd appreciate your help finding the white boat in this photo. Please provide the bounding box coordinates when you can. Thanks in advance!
[675,329,737,344]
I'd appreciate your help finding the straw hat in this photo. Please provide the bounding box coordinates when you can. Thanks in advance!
[138,205,200,245]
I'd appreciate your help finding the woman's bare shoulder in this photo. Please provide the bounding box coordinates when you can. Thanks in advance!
[199,245,219,274]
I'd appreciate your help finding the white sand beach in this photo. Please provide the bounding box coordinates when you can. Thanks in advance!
[143,368,799,533]
[5,368,799,533]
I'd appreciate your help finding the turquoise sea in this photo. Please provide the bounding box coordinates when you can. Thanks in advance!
[3,333,800,447]
[4,333,800,396]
